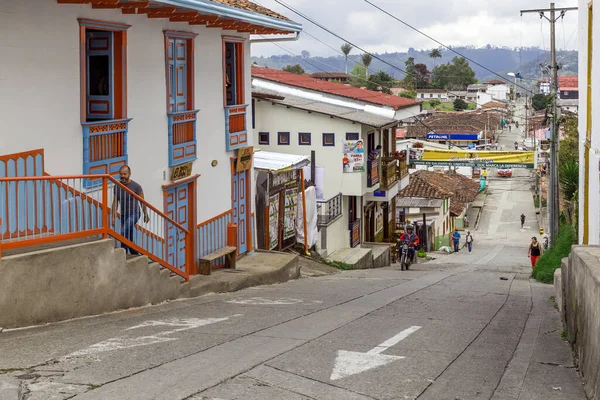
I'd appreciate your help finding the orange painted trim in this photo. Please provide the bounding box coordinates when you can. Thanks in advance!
[236,42,244,106]
[164,35,171,113]
[163,30,198,39]
[0,148,44,164]
[245,169,252,252]
[0,229,106,251]
[79,26,86,122]
[197,209,233,228]
[77,18,132,31]
[188,179,198,275]
[161,174,200,189]
[113,31,125,120]
[188,37,195,110]
[222,39,227,107]
[221,35,246,43]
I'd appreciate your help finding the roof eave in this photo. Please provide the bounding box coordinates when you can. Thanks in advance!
[158,0,302,32]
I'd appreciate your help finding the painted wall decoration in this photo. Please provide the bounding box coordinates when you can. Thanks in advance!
[269,194,279,250]
[284,187,298,239]
[375,204,384,234]
[343,140,365,173]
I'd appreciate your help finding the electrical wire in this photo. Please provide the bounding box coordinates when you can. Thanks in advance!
[359,0,534,94]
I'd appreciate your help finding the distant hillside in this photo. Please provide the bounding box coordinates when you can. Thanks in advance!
[252,46,578,84]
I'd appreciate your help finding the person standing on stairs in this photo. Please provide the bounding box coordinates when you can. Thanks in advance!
[111,165,150,255]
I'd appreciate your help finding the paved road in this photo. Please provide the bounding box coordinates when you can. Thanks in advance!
[0,108,586,400]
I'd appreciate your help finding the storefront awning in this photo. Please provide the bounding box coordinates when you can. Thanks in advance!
[254,151,310,172]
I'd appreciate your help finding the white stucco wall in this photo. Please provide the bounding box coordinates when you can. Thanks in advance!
[253,99,385,200]
[578,0,600,245]
[0,0,251,224]
[487,85,508,101]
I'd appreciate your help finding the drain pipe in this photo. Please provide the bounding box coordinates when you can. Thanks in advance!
[250,32,301,43]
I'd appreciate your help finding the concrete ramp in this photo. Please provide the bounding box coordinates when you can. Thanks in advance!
[327,247,373,270]
[361,242,392,268]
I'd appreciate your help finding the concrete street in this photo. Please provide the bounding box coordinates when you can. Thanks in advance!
[0,105,586,400]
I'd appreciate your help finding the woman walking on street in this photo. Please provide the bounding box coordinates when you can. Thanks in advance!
[528,237,542,269]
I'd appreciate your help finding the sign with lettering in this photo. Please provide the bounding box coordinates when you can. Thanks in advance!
[236,146,253,172]
[343,140,365,173]
[171,162,193,181]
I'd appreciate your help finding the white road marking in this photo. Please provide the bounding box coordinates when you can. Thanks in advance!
[330,326,422,381]
[66,315,242,358]
[224,297,322,305]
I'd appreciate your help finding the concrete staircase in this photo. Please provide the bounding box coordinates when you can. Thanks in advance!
[326,243,392,270]
[361,242,392,268]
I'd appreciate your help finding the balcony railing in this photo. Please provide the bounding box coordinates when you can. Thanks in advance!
[367,158,379,187]
[380,158,399,189]
[82,119,131,188]
[168,110,198,167]
[317,193,343,227]
[350,218,361,248]
[225,104,248,151]
[398,157,409,178]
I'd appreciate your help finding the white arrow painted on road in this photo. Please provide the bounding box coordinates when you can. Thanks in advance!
[66,315,242,358]
[330,326,422,381]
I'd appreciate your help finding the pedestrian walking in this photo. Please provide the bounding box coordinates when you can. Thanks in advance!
[464,215,469,227]
[528,236,542,269]
[520,213,526,229]
[465,231,474,253]
[508,124,512,132]
[452,229,461,253]
[111,165,150,255]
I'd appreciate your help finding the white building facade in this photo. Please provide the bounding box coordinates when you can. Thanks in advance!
[251,74,420,256]
[0,0,301,275]
[486,84,509,101]
[578,0,600,244]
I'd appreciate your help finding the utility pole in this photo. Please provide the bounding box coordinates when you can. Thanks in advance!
[521,3,577,246]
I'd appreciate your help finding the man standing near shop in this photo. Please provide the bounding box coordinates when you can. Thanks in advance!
[111,165,150,255]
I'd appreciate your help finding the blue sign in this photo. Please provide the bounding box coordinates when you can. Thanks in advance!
[374,191,386,197]
[426,133,449,140]
[426,133,479,141]
[468,143,475,149]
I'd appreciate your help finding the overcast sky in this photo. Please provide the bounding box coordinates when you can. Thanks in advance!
[251,0,579,58]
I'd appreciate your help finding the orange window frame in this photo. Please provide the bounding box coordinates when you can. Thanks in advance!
[78,19,130,122]
[222,36,245,106]
[164,30,197,113]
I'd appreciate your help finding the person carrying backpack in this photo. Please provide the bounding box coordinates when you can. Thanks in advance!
[465,231,474,253]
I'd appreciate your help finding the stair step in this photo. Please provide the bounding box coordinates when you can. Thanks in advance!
[1,236,103,257]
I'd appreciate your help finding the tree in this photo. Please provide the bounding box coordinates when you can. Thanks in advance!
[453,99,468,111]
[367,71,394,94]
[429,48,442,68]
[559,114,579,165]
[398,89,417,99]
[559,162,579,201]
[349,64,367,88]
[431,57,477,90]
[429,99,441,108]
[414,63,430,89]
[301,50,311,59]
[361,53,373,78]
[282,64,305,75]
[341,43,353,74]
[403,57,417,90]
[531,94,549,111]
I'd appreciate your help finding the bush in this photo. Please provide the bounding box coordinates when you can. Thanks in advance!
[533,224,575,283]
[429,99,441,107]
[417,249,427,258]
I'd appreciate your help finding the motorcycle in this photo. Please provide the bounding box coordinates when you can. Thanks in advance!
[399,241,412,271]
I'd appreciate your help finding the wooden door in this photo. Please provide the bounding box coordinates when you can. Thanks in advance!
[86,31,113,121]
[225,42,236,106]
[232,167,248,254]
[167,38,188,112]
[165,184,190,273]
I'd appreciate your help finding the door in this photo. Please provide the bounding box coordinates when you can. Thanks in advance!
[167,38,187,112]
[86,31,113,121]
[232,166,248,254]
[164,184,190,273]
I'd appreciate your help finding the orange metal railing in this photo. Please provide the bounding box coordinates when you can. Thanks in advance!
[0,175,192,281]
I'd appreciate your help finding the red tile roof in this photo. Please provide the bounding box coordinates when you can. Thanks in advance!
[251,66,417,110]
[210,0,290,20]
[399,171,480,215]
[558,76,578,89]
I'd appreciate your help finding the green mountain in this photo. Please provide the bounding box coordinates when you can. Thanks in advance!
[252,46,578,84]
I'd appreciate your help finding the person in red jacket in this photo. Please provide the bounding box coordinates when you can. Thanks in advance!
[397,225,420,262]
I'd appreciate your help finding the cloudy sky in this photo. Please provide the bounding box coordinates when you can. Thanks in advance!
[251,0,579,57]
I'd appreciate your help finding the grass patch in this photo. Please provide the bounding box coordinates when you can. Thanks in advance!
[561,329,569,341]
[550,296,558,309]
[0,368,27,375]
[88,384,102,390]
[533,224,575,284]
[417,249,427,258]
[326,261,354,270]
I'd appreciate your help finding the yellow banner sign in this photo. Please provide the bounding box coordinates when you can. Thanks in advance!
[411,149,535,169]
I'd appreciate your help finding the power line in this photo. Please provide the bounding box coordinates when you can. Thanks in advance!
[360,0,534,95]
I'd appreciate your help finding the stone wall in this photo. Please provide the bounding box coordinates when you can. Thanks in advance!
[561,245,600,400]
[0,240,182,329]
